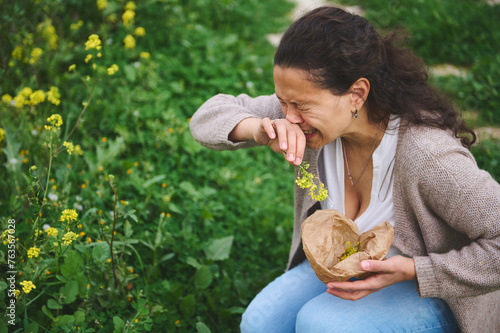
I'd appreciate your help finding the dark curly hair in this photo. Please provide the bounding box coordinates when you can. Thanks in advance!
[274,6,476,148]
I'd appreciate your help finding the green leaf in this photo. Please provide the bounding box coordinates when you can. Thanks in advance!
[227,306,246,314]
[179,181,198,198]
[194,265,213,290]
[42,305,55,320]
[124,64,137,82]
[186,256,201,269]
[167,202,182,214]
[124,220,133,238]
[57,314,75,325]
[47,299,62,309]
[61,250,83,279]
[205,235,234,261]
[183,130,203,155]
[196,322,212,333]
[60,280,78,304]
[180,294,195,318]
[26,322,39,333]
[113,316,125,332]
[74,309,85,324]
[143,174,167,188]
[159,252,175,263]
[92,242,110,262]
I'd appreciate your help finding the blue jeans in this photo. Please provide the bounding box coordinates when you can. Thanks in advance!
[240,260,459,332]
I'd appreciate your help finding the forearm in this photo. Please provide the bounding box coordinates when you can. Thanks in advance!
[189,93,282,150]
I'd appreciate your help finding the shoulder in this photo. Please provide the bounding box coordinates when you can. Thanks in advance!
[394,124,483,203]
[396,124,475,173]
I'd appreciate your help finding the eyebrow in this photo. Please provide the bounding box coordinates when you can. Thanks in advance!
[276,95,313,108]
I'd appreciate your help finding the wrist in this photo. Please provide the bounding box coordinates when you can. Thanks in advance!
[228,117,261,142]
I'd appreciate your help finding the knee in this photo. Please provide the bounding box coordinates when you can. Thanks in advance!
[240,299,279,333]
[295,297,346,333]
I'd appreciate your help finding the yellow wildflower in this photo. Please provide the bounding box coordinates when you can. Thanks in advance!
[45,227,59,237]
[27,247,41,259]
[47,87,61,105]
[123,35,135,49]
[74,145,83,156]
[125,1,136,10]
[133,27,146,37]
[296,162,328,201]
[107,64,119,75]
[97,0,108,10]
[85,54,93,63]
[46,114,63,129]
[60,209,78,223]
[12,45,23,60]
[63,141,75,155]
[14,290,20,297]
[122,9,135,26]
[13,95,26,108]
[29,90,46,105]
[19,87,33,97]
[68,64,76,71]
[85,34,102,51]
[20,281,36,294]
[29,47,43,64]
[0,128,5,143]
[79,231,85,236]
[62,231,78,245]
[70,20,84,30]
[139,52,150,59]
[339,241,360,262]
[2,94,12,104]
[38,20,58,50]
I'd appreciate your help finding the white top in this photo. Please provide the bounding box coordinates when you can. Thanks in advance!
[318,115,402,257]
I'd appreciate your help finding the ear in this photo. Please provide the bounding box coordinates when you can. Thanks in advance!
[349,78,370,110]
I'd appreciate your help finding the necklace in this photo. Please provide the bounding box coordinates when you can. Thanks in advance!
[342,122,382,186]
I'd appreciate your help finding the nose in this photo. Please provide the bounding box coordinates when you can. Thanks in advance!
[285,106,304,124]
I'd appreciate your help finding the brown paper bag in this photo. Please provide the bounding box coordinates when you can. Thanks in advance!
[301,209,394,284]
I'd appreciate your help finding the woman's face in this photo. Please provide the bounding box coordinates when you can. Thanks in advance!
[273,66,353,150]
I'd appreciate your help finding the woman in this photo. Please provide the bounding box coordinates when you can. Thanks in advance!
[189,6,500,333]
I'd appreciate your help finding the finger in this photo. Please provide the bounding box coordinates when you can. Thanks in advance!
[286,128,297,163]
[274,120,288,151]
[294,130,306,165]
[326,287,373,301]
[262,117,276,140]
[360,260,391,273]
[327,279,374,291]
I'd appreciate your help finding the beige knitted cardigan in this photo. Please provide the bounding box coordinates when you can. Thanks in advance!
[190,93,500,333]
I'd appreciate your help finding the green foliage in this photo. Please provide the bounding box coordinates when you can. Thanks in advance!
[0,0,294,331]
[472,138,500,181]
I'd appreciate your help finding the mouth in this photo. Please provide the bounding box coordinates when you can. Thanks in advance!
[303,128,317,139]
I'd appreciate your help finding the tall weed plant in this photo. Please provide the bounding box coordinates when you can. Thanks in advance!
[0,0,294,332]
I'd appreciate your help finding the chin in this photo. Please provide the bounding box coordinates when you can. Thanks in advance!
[306,141,323,150]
